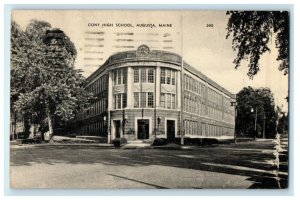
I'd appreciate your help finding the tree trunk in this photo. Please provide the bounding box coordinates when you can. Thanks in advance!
[13,112,17,139]
[23,113,31,139]
[47,107,54,140]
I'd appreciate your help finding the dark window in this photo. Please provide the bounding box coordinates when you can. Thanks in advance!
[117,70,122,85]
[166,70,171,84]
[161,69,166,84]
[134,68,139,83]
[122,93,127,108]
[113,71,117,85]
[148,92,154,108]
[171,71,175,85]
[148,68,154,83]
[123,68,127,84]
[141,68,147,83]
[117,93,122,109]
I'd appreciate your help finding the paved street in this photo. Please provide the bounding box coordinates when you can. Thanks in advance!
[10,139,288,189]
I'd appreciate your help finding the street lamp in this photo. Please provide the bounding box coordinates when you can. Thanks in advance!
[251,107,258,138]
[103,115,108,140]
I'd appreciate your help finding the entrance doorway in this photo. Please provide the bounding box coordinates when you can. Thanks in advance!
[137,119,149,140]
[166,120,175,143]
[114,120,121,138]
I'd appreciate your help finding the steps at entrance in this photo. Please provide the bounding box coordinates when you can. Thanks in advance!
[128,139,151,144]
[123,140,152,149]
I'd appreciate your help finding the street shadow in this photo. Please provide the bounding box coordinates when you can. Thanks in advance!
[10,140,288,189]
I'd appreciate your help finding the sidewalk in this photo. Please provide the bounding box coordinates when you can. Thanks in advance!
[10,141,114,149]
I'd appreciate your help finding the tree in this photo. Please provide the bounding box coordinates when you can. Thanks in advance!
[10,21,38,138]
[236,86,278,138]
[276,106,288,135]
[226,11,289,78]
[11,20,93,140]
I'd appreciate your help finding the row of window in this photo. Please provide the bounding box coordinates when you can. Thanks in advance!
[207,106,223,121]
[112,67,176,85]
[207,124,234,137]
[134,92,154,108]
[76,98,107,119]
[184,96,206,115]
[184,120,234,137]
[161,68,176,85]
[224,112,235,123]
[161,93,176,109]
[81,121,106,136]
[87,75,107,95]
[207,88,223,106]
[223,97,235,114]
[114,93,127,109]
[133,67,154,83]
[184,95,234,123]
[113,68,127,85]
[184,74,206,96]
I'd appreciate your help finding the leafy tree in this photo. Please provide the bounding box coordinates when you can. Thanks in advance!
[236,86,278,138]
[276,106,288,135]
[10,21,36,138]
[11,20,92,140]
[226,11,289,78]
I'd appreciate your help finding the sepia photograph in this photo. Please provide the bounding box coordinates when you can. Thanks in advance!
[9,10,289,189]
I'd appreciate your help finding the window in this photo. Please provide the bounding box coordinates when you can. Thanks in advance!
[166,70,171,84]
[161,69,166,84]
[117,70,122,85]
[134,68,155,83]
[113,69,127,85]
[134,68,139,83]
[122,93,127,108]
[141,68,147,83]
[161,68,176,85]
[134,92,153,108]
[171,71,175,85]
[148,69,154,83]
[134,93,139,108]
[140,92,146,107]
[167,94,171,109]
[161,93,175,109]
[114,93,126,109]
[117,94,122,109]
[171,94,175,109]
[161,93,166,108]
[123,68,127,84]
[148,92,154,108]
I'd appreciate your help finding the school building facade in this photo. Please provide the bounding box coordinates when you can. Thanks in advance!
[73,45,236,143]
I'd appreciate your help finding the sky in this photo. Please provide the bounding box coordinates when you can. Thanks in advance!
[12,10,289,112]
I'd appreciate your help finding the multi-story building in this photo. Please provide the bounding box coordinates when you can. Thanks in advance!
[74,45,236,143]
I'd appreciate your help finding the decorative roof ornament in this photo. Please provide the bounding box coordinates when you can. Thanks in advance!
[136,44,150,57]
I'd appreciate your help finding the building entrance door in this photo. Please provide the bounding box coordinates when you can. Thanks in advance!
[137,119,149,140]
[167,120,175,143]
[114,120,121,138]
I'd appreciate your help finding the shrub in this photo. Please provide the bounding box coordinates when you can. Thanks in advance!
[152,138,168,146]
[112,137,127,148]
